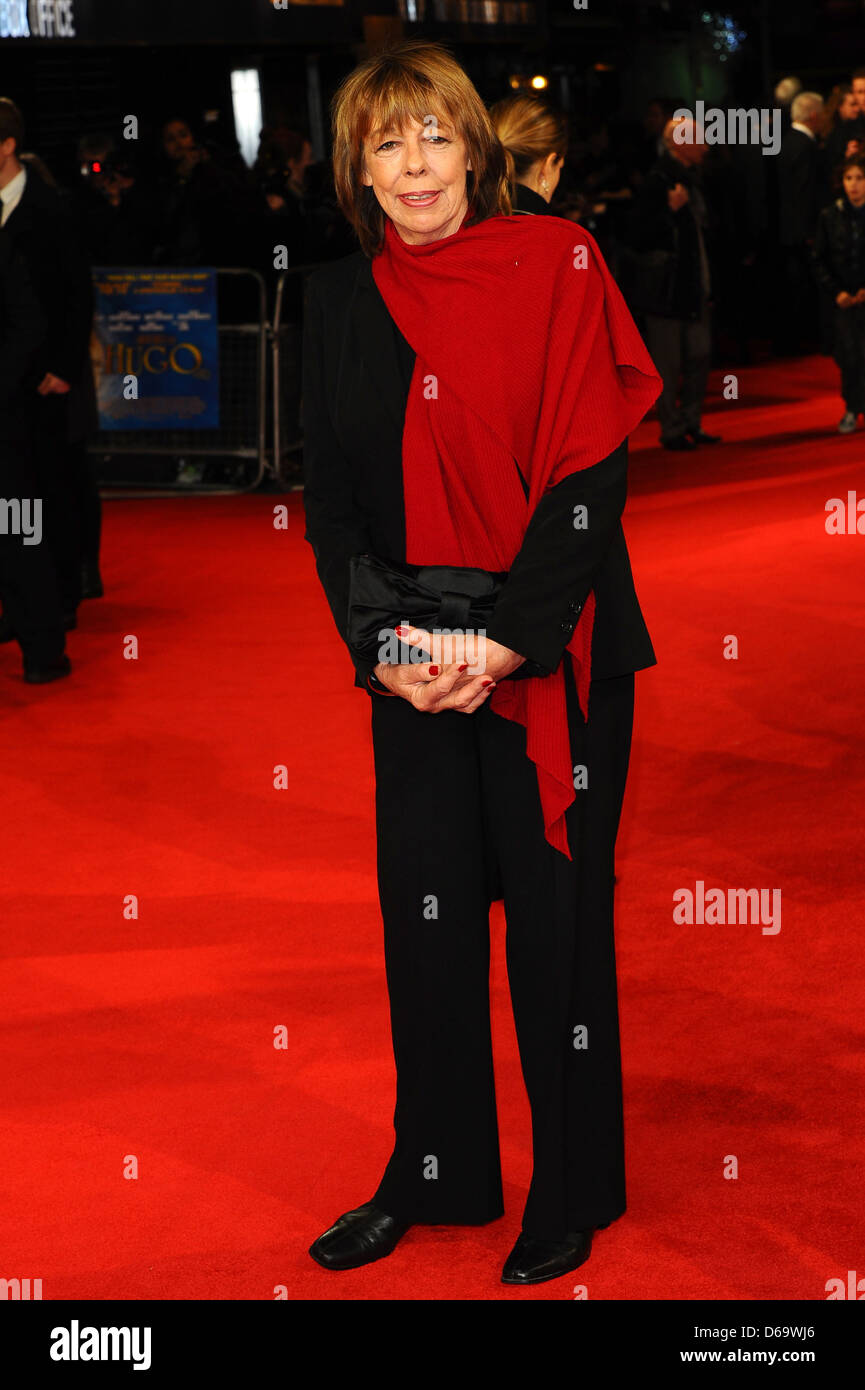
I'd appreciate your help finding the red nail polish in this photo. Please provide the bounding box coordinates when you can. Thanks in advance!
[482,679,493,687]
[395,625,409,636]
[429,665,439,676]
[458,664,468,672]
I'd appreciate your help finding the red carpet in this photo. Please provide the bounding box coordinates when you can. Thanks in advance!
[2,354,863,1300]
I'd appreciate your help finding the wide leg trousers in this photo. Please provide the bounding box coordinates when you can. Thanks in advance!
[369,661,635,1242]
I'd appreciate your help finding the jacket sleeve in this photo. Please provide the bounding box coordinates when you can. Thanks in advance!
[0,233,45,402]
[485,439,628,674]
[54,208,94,385]
[623,172,675,252]
[812,209,843,295]
[301,273,378,693]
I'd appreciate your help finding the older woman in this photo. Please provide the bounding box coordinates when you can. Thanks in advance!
[303,40,660,1286]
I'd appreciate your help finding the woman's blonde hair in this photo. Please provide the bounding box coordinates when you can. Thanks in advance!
[489,94,568,188]
[331,39,511,257]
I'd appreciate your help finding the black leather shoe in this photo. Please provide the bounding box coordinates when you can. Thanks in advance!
[501,1229,593,1285]
[686,429,722,445]
[308,1202,412,1271]
[661,434,697,451]
[23,655,71,685]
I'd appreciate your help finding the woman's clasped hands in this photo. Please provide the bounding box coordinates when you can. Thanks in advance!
[373,625,525,713]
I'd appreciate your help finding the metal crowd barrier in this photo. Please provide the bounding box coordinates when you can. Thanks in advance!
[90,267,269,494]
[89,263,324,494]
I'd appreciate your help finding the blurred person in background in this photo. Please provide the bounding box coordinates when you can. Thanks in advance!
[813,155,865,434]
[0,97,95,632]
[632,97,678,180]
[620,115,719,451]
[820,84,864,178]
[488,94,566,215]
[154,115,264,270]
[0,226,70,683]
[74,133,155,266]
[852,67,865,121]
[774,76,803,135]
[255,125,317,275]
[776,90,825,354]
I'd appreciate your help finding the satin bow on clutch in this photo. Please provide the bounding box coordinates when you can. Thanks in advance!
[347,553,507,667]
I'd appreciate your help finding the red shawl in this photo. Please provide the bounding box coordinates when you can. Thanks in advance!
[372,212,661,858]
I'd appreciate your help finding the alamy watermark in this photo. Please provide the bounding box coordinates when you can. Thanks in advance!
[673,102,781,156]
[0,498,42,546]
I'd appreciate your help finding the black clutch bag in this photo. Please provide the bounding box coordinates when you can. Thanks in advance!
[347,553,548,678]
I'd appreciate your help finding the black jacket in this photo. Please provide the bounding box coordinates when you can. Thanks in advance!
[621,152,708,319]
[512,184,550,216]
[2,168,93,389]
[821,117,865,189]
[301,248,655,695]
[813,196,865,295]
[0,228,46,446]
[778,128,821,246]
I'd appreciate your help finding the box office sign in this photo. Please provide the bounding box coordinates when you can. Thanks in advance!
[92,268,219,431]
[0,0,345,43]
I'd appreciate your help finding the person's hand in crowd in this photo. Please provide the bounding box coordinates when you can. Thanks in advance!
[668,182,689,212]
[853,288,865,304]
[102,172,135,209]
[37,373,71,395]
[837,291,856,308]
[846,140,862,158]
[373,658,496,714]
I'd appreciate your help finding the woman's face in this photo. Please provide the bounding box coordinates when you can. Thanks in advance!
[843,164,865,206]
[361,114,471,245]
[841,92,860,122]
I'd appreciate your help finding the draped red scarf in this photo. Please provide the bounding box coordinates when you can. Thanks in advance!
[372,212,661,858]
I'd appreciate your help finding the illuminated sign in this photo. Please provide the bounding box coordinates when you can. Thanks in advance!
[0,1,77,37]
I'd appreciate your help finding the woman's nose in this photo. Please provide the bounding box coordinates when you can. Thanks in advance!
[403,147,426,176]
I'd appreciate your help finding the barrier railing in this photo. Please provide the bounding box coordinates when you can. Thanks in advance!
[90,263,326,494]
[90,268,269,493]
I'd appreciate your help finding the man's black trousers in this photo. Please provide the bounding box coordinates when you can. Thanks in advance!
[369,661,635,1242]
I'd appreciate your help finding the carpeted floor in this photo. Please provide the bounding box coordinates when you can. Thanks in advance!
[2,354,863,1300]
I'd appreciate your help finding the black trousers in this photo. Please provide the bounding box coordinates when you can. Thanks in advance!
[832,303,865,414]
[642,303,711,442]
[369,661,635,1241]
[33,398,82,613]
[0,439,65,665]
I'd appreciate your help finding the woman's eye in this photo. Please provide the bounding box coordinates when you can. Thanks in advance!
[376,141,398,153]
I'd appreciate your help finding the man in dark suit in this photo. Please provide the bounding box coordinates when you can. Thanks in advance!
[620,116,719,450]
[0,97,95,623]
[777,90,825,353]
[0,227,69,682]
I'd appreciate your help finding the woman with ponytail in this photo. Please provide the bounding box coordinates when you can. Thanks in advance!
[489,93,568,215]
